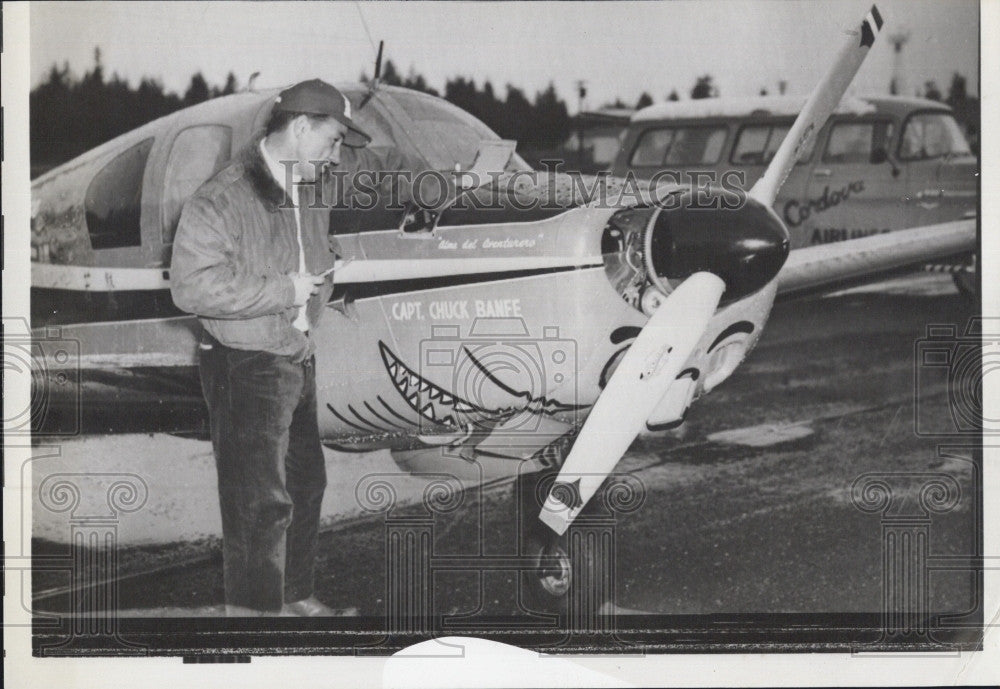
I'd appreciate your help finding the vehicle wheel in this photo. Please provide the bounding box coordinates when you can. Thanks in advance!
[516,469,571,612]
[952,253,978,304]
[529,531,572,595]
[953,270,977,303]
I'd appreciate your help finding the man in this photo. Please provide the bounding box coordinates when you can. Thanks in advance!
[170,79,371,616]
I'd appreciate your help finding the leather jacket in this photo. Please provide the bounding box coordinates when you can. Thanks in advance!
[170,137,336,359]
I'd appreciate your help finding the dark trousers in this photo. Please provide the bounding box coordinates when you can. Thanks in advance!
[198,334,327,612]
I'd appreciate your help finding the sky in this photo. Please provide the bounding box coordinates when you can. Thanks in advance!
[28,0,980,111]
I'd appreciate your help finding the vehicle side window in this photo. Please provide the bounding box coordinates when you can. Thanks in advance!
[731,125,770,164]
[630,126,727,166]
[630,129,674,166]
[85,137,154,250]
[731,124,803,165]
[822,120,893,164]
[161,125,232,243]
[664,127,727,165]
[899,112,973,160]
[763,125,792,163]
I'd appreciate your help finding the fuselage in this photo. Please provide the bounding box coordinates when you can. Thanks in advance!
[29,84,778,455]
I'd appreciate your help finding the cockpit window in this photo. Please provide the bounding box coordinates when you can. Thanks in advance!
[899,112,972,160]
[630,126,728,166]
[85,137,153,250]
[161,125,232,243]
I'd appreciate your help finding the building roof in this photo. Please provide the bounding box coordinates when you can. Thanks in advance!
[574,107,636,125]
[631,94,950,122]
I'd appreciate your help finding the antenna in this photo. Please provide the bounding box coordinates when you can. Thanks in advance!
[246,71,261,92]
[373,40,384,88]
[360,40,384,109]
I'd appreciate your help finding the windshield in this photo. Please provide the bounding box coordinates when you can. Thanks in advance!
[381,89,532,173]
[629,126,728,167]
[899,112,973,160]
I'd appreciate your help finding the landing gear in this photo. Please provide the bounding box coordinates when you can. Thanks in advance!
[953,271,977,303]
[515,434,600,612]
[528,524,572,597]
[951,253,978,304]
[517,468,571,612]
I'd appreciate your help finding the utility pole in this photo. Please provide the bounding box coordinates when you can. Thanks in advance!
[888,31,910,95]
[575,80,587,152]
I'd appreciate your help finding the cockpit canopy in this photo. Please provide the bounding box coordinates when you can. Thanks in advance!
[31,83,531,267]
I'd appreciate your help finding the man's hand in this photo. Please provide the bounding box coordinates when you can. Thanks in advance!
[289,272,327,307]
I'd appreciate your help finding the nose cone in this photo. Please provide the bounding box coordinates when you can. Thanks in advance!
[645,193,790,302]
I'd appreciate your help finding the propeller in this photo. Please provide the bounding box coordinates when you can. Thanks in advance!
[750,4,883,206]
[539,272,724,533]
[539,4,885,535]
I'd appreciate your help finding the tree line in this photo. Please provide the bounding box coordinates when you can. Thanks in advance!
[30,48,978,171]
[921,73,979,152]
[30,49,242,170]
[30,48,726,172]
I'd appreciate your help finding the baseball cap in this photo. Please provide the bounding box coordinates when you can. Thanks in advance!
[273,79,371,147]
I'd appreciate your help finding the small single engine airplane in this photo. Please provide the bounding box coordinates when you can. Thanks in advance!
[29,6,975,599]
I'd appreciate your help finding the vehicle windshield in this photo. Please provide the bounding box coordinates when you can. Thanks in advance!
[899,112,973,160]
[629,126,728,167]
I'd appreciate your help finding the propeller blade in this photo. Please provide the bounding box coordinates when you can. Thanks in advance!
[538,272,725,535]
[750,4,883,206]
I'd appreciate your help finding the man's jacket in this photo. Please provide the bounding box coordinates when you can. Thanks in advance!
[170,138,337,359]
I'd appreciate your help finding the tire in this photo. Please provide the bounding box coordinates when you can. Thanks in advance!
[952,270,977,303]
[952,253,978,304]
[516,465,608,615]
[516,469,572,613]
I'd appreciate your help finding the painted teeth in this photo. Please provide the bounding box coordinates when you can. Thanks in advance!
[420,403,435,419]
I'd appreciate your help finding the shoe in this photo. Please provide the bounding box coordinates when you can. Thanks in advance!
[281,595,359,617]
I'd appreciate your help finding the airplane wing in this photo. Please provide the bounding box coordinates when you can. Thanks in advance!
[776,218,976,298]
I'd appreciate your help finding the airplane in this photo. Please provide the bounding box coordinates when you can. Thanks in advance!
[28,5,976,604]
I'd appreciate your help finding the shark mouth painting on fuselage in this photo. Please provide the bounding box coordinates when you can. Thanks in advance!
[377,340,587,432]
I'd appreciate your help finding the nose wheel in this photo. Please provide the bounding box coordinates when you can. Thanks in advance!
[531,539,572,597]
[517,447,614,612]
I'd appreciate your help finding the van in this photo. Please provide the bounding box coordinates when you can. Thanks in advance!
[608,95,977,249]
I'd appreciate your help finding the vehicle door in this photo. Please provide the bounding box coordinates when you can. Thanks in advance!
[801,116,900,246]
[728,118,813,248]
[898,110,978,227]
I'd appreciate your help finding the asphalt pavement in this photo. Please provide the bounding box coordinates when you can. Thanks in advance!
[35,275,983,633]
